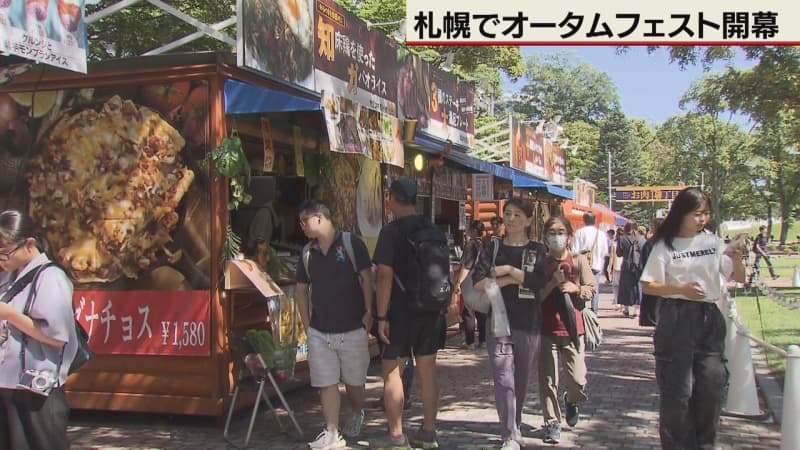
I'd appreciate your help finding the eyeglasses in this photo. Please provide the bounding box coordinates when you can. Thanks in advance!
[0,243,24,262]
[298,214,320,229]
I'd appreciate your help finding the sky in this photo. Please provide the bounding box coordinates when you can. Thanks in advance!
[503,46,756,125]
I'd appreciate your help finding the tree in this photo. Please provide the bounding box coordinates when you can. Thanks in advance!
[86,0,235,60]
[507,53,621,125]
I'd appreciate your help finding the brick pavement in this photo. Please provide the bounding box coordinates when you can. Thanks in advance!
[68,290,782,449]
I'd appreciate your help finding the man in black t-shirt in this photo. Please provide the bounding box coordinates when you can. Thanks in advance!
[752,225,779,280]
[371,177,444,450]
[294,200,374,449]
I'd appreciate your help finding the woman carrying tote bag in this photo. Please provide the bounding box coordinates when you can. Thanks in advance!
[472,199,548,450]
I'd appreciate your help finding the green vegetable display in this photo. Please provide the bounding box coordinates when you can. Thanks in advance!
[245,328,296,378]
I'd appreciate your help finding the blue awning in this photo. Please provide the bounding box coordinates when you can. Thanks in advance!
[544,184,574,200]
[412,132,514,180]
[224,78,321,114]
[511,170,546,188]
[511,168,573,199]
[615,215,628,226]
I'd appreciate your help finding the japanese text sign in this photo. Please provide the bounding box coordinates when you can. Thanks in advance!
[509,117,565,184]
[614,185,691,203]
[74,290,211,356]
[0,0,87,73]
[405,0,800,45]
[314,0,398,112]
[426,66,475,146]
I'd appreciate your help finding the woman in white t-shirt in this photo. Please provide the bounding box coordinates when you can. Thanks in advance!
[639,188,745,450]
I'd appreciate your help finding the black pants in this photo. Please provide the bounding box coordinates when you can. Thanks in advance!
[602,256,611,282]
[0,387,70,450]
[753,253,777,277]
[461,307,487,345]
[654,299,728,450]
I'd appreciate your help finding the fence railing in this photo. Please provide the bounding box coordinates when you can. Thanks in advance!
[724,289,799,450]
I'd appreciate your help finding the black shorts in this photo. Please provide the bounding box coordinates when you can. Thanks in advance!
[382,312,446,359]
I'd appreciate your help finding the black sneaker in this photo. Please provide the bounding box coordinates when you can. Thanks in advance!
[543,422,561,444]
[564,393,579,427]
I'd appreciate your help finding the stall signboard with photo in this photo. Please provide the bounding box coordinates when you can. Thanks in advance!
[237,0,315,89]
[315,0,403,167]
[0,0,88,73]
[510,117,545,178]
[425,67,475,147]
[550,142,567,185]
[0,83,212,356]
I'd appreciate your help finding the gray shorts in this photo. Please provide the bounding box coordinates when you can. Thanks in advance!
[307,327,370,388]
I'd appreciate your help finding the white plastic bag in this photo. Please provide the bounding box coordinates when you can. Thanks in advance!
[486,279,510,337]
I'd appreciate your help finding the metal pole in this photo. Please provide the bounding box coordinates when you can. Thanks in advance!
[608,149,613,209]
[781,345,800,449]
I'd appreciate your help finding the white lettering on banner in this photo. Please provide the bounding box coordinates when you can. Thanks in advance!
[137,306,153,339]
[121,316,133,342]
[100,301,116,344]
[160,321,207,350]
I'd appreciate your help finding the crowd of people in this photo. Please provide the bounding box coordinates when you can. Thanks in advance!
[0,175,777,450]
[292,180,755,450]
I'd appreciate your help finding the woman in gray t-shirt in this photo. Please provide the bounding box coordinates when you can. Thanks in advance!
[0,210,77,450]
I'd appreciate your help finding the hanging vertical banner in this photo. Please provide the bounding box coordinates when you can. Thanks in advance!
[293,125,304,176]
[237,0,315,89]
[261,117,275,172]
[0,0,88,73]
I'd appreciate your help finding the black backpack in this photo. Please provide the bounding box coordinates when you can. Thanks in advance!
[626,236,642,276]
[394,219,452,313]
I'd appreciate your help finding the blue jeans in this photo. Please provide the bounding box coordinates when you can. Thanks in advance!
[591,270,601,313]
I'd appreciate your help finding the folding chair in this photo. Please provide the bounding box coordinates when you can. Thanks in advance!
[223,332,303,447]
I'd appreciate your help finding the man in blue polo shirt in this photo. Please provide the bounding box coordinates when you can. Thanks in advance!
[294,200,374,450]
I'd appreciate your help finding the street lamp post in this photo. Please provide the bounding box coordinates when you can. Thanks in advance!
[608,148,613,210]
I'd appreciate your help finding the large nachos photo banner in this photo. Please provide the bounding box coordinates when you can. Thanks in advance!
[315,0,403,167]
[0,0,88,73]
[0,83,213,356]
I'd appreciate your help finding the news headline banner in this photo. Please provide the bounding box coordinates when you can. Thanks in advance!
[404,0,800,45]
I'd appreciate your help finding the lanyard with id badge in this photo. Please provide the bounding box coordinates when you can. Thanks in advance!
[518,247,538,301]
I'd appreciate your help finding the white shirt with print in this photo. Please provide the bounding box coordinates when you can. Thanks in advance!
[639,233,734,302]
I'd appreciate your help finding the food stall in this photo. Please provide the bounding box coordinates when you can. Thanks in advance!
[0,51,350,416]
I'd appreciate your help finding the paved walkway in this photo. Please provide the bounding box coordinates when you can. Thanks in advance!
[68,290,782,449]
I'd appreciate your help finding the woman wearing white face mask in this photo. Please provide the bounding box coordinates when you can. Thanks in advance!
[537,216,596,445]
[472,198,548,450]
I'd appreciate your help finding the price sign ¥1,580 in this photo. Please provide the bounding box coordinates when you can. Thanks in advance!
[73,290,211,357]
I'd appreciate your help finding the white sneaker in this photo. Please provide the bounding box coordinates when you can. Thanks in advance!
[500,438,521,450]
[342,409,365,438]
[308,428,346,450]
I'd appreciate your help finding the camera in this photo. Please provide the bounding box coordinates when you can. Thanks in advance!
[17,369,57,396]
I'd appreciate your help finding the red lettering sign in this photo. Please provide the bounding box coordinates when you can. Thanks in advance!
[73,291,211,357]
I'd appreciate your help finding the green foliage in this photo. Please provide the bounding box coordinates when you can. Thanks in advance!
[222,223,242,262]
[507,53,621,124]
[86,0,236,59]
[211,135,252,210]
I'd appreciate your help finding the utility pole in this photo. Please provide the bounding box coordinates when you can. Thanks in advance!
[608,148,613,210]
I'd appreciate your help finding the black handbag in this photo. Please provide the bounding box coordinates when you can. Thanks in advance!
[68,320,94,374]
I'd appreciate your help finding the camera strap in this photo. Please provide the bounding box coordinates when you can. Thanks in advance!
[17,263,63,382]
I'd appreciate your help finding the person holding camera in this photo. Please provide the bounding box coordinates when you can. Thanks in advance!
[0,210,78,450]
